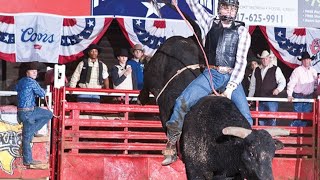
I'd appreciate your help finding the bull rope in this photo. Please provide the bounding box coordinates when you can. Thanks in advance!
[170,0,220,96]
[155,64,200,103]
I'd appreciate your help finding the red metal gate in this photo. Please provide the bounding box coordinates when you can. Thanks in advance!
[52,87,320,180]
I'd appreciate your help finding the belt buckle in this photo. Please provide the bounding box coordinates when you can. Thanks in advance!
[218,66,230,74]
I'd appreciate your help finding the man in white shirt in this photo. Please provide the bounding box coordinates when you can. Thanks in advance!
[249,50,286,126]
[287,51,317,127]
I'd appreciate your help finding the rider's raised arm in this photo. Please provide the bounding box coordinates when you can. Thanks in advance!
[186,0,215,40]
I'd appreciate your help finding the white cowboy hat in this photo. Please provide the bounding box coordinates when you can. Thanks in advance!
[257,50,274,59]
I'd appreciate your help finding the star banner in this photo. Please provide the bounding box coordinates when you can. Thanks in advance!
[117,17,193,56]
[92,0,215,19]
[260,26,320,72]
[0,14,113,64]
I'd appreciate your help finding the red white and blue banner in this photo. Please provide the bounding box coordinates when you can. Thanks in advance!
[261,26,320,72]
[117,17,193,56]
[0,14,112,64]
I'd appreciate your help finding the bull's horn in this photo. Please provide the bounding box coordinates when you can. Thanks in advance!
[264,128,290,136]
[222,127,252,139]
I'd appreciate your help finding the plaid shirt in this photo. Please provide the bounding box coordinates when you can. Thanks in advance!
[186,0,251,85]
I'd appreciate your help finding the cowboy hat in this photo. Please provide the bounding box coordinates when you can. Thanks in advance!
[130,44,144,54]
[298,51,315,61]
[257,50,274,59]
[25,61,39,71]
[116,49,129,57]
[83,44,101,55]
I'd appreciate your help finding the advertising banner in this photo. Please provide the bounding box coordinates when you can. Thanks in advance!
[237,0,299,27]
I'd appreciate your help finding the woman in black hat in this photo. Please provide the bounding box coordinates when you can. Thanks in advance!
[287,51,317,127]
[16,61,53,166]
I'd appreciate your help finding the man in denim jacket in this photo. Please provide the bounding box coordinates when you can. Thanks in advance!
[16,61,53,166]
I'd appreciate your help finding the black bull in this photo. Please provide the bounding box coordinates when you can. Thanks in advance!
[138,36,289,179]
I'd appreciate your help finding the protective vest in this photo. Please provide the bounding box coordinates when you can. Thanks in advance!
[79,59,104,85]
[113,65,133,90]
[254,66,278,97]
[204,20,243,68]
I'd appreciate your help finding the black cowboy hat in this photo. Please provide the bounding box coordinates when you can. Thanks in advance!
[83,44,101,55]
[25,61,39,71]
[116,49,129,57]
[298,51,315,61]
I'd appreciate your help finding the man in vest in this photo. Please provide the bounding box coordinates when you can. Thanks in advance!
[162,0,253,166]
[69,44,109,103]
[248,50,286,126]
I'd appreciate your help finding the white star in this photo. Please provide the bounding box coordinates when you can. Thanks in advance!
[150,39,154,44]
[79,35,84,39]
[87,20,94,27]
[143,37,149,41]
[300,48,304,52]
[277,31,283,37]
[142,2,165,17]
[138,31,143,35]
[281,41,286,44]
[135,19,142,26]
[157,41,162,46]
[62,39,65,43]
[292,48,296,52]
[4,35,9,42]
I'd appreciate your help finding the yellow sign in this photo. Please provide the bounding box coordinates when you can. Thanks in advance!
[0,120,22,175]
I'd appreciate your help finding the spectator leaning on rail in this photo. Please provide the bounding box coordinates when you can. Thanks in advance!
[127,44,145,90]
[287,51,317,127]
[248,50,286,126]
[16,61,53,167]
[69,44,109,103]
[162,0,253,166]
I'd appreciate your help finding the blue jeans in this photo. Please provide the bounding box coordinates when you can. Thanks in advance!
[258,101,278,126]
[166,69,253,142]
[290,93,313,127]
[77,94,100,103]
[17,107,53,164]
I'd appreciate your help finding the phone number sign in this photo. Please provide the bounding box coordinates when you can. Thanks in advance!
[237,0,298,27]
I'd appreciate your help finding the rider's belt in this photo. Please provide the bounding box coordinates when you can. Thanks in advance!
[18,107,35,111]
[208,65,233,74]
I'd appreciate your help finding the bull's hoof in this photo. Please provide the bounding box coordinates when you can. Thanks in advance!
[161,154,177,166]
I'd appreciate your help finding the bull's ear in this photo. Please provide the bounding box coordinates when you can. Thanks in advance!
[274,139,284,150]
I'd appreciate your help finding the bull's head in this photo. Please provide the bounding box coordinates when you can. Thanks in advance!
[222,127,290,180]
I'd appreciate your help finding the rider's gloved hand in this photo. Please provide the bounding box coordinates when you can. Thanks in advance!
[222,82,237,99]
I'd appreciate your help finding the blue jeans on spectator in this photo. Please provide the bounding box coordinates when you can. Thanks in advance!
[77,94,100,103]
[166,69,253,142]
[258,101,278,126]
[17,107,53,164]
[290,93,313,127]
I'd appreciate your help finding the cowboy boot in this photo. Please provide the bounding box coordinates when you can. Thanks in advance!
[161,141,177,166]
